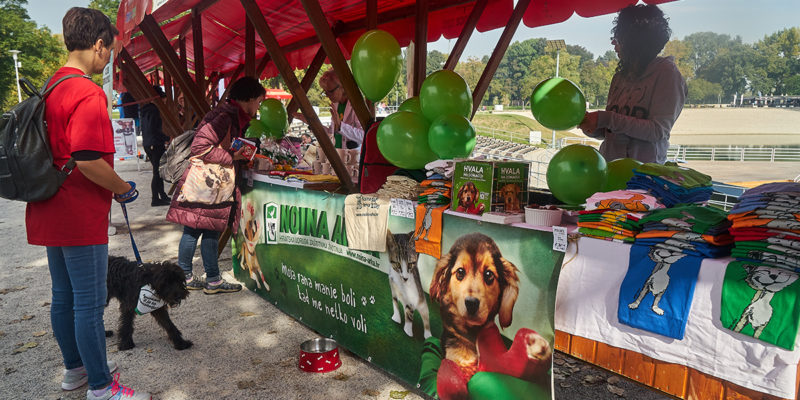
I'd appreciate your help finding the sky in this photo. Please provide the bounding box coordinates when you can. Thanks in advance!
[27,0,800,60]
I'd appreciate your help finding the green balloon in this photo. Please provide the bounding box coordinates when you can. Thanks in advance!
[245,119,269,139]
[530,77,586,130]
[420,70,472,122]
[428,114,476,159]
[351,30,402,102]
[467,372,550,400]
[546,144,608,205]
[397,96,422,114]
[258,98,288,138]
[376,111,437,169]
[603,157,643,192]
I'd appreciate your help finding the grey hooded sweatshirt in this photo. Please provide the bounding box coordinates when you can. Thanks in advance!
[586,56,687,164]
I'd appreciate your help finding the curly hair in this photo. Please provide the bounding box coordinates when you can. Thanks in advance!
[612,4,671,79]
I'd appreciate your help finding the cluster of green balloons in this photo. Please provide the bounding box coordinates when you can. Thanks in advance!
[351,30,402,102]
[246,98,288,139]
[377,70,476,169]
[546,144,608,205]
[530,77,586,131]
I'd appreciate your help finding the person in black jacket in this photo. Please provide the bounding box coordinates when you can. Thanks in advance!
[140,85,171,206]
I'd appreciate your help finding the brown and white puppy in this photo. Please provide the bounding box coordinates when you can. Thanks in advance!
[499,183,521,213]
[456,182,484,215]
[430,233,519,377]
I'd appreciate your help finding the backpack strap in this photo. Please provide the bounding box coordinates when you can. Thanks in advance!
[39,73,91,175]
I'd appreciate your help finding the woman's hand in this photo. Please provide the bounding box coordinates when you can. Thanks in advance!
[579,111,599,134]
[330,103,341,132]
[232,147,248,161]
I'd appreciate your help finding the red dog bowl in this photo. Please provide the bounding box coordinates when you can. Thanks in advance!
[299,338,341,373]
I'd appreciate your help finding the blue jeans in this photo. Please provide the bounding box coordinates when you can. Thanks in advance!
[178,226,221,282]
[47,245,112,390]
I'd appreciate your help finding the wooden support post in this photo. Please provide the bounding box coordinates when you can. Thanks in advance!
[366,0,377,117]
[444,0,488,70]
[118,48,183,138]
[471,0,530,117]
[179,37,188,75]
[413,0,429,95]
[192,7,206,91]
[255,54,271,77]
[287,45,327,122]
[299,0,371,132]
[140,14,210,120]
[241,0,356,193]
[245,18,256,77]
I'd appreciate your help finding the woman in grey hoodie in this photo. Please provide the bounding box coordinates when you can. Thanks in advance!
[579,4,687,164]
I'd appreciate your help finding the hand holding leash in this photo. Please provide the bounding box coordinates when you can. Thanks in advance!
[114,181,139,204]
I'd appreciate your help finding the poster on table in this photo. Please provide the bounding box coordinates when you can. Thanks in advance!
[112,118,138,159]
[233,181,564,399]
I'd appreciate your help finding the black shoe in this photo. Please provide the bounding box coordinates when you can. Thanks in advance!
[203,279,242,295]
[185,276,205,290]
[151,199,171,206]
[159,193,171,201]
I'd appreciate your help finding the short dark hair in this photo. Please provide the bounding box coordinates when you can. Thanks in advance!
[228,77,266,101]
[612,4,671,78]
[62,7,118,52]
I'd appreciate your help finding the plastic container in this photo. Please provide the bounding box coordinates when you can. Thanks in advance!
[524,206,563,226]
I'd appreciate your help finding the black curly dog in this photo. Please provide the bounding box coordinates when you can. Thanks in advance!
[105,256,193,351]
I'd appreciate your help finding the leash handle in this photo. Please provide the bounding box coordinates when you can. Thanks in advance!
[120,203,143,265]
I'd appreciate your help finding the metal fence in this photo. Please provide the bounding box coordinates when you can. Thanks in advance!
[667,145,800,162]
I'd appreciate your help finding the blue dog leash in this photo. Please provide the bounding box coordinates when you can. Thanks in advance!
[116,181,142,265]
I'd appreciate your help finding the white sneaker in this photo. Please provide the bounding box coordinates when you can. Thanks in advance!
[62,360,119,391]
[86,373,151,400]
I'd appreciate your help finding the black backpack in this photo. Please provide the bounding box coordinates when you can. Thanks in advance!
[0,75,86,202]
[159,128,196,184]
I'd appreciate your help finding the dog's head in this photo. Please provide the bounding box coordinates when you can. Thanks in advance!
[145,261,190,307]
[743,264,799,293]
[500,184,520,209]
[430,233,519,329]
[458,182,479,209]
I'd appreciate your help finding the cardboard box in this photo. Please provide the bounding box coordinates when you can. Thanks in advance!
[451,159,530,216]
[451,160,494,215]
[491,161,529,213]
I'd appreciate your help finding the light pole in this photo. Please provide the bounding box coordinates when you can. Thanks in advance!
[545,40,566,148]
[9,50,22,103]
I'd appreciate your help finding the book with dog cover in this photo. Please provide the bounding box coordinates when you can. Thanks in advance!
[451,160,494,216]
[491,161,530,214]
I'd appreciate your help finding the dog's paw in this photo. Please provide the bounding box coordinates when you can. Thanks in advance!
[175,340,193,350]
[105,330,114,337]
[118,340,135,351]
[403,322,414,337]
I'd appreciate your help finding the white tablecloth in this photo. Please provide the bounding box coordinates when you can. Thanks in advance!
[555,237,800,399]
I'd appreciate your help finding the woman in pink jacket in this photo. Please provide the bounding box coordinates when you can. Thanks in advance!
[167,77,265,294]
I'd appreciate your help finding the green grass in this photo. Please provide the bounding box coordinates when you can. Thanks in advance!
[471,113,582,145]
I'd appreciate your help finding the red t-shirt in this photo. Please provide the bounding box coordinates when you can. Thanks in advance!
[26,67,116,246]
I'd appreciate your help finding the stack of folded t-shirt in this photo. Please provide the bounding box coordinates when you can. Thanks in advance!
[578,190,664,243]
[375,175,420,200]
[626,163,714,207]
[727,182,800,271]
[635,204,733,258]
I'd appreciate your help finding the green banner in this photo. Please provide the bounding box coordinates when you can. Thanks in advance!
[233,181,563,399]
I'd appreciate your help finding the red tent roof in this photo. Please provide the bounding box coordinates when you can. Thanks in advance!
[117,0,676,82]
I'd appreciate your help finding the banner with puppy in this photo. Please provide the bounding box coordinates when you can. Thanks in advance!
[233,181,564,399]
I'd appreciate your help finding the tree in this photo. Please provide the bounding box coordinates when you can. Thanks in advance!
[454,56,484,94]
[580,59,616,107]
[88,0,120,25]
[663,39,694,80]
[426,50,447,77]
[1,0,66,110]
[494,38,545,106]
[696,42,752,98]
[682,32,742,74]
[687,78,722,104]
[597,50,617,66]
[784,75,800,95]
[565,44,593,67]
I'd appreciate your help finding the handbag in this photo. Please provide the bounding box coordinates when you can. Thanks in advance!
[177,128,235,205]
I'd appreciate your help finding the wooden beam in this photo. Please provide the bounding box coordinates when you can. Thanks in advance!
[179,36,188,75]
[444,0,487,70]
[287,45,327,122]
[140,14,210,120]
[367,0,377,30]
[413,0,429,95]
[119,48,183,138]
[241,0,356,193]
[192,7,206,91]
[300,0,371,133]
[471,0,530,117]
[256,54,271,77]
[245,18,256,77]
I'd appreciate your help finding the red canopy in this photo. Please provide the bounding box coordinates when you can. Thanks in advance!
[117,0,677,84]
[265,88,292,100]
